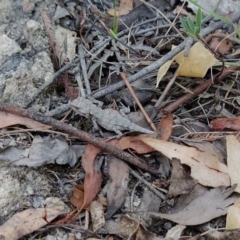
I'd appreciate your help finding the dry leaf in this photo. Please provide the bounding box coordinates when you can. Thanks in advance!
[106,215,163,239]
[226,135,240,193]
[156,59,174,87]
[0,135,80,167]
[226,198,240,230]
[108,0,133,16]
[182,140,225,163]
[74,135,155,211]
[109,134,154,154]
[210,37,233,54]
[55,26,77,62]
[165,225,186,240]
[174,42,218,77]
[210,117,240,131]
[70,185,84,209]
[156,42,218,85]
[0,111,50,129]
[168,159,197,197]
[208,30,233,54]
[0,208,65,240]
[172,184,207,213]
[141,138,230,187]
[159,111,173,140]
[149,186,238,225]
[106,157,129,219]
[90,200,105,232]
[80,144,102,211]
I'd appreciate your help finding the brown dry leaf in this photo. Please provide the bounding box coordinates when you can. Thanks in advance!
[226,198,240,230]
[226,135,240,193]
[210,37,233,54]
[73,135,154,211]
[168,158,197,198]
[105,157,129,219]
[208,31,233,54]
[159,111,173,140]
[141,138,230,187]
[108,0,133,16]
[109,134,154,154]
[210,117,240,131]
[0,208,64,240]
[70,185,84,209]
[80,144,102,211]
[149,186,238,226]
[0,111,50,129]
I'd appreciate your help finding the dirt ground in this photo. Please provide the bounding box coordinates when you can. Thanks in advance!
[1,0,240,239]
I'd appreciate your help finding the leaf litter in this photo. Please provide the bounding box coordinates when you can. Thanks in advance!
[141,137,230,187]
[1,0,240,239]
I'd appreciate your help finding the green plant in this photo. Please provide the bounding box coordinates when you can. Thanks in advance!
[112,0,118,35]
[180,8,202,38]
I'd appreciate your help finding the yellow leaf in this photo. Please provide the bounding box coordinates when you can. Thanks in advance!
[174,42,218,77]
[156,59,174,87]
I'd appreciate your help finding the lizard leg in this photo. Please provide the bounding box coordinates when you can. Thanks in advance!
[92,119,104,137]
[112,127,123,139]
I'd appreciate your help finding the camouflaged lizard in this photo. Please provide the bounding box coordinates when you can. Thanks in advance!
[71,97,154,136]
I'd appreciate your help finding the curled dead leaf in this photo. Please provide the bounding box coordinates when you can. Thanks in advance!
[141,137,230,187]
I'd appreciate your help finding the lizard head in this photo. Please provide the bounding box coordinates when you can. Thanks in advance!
[71,97,91,117]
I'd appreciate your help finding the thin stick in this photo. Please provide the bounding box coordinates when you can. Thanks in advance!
[130,169,165,200]
[120,72,157,131]
[79,43,91,95]
[155,66,180,107]
[163,66,240,113]
[0,103,159,175]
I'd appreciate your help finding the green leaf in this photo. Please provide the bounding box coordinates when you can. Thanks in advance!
[181,19,192,33]
[196,8,202,30]
[186,16,195,32]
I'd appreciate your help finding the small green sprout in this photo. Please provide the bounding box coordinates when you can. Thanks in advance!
[180,8,202,38]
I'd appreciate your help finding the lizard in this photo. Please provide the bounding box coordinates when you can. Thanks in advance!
[71,96,155,136]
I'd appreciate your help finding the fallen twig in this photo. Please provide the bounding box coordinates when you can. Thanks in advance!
[121,72,156,131]
[155,66,180,107]
[163,66,240,113]
[130,169,165,200]
[0,104,159,175]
